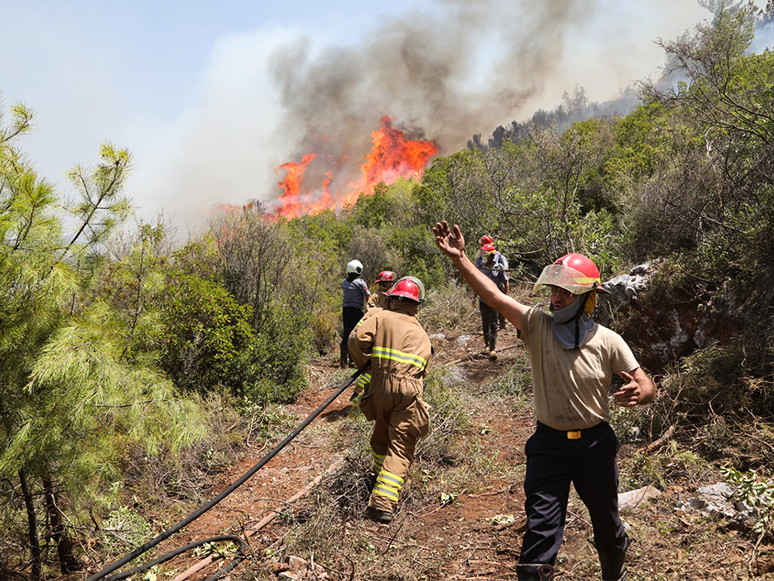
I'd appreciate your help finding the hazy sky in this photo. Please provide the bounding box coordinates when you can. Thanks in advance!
[0,0,760,233]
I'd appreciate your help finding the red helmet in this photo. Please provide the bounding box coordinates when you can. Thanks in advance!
[387,278,423,303]
[480,235,493,245]
[376,270,397,283]
[481,243,496,253]
[534,253,609,294]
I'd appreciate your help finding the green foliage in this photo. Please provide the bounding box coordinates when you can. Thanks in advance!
[721,466,774,538]
[0,99,214,573]
[234,305,310,404]
[157,267,255,392]
[625,444,709,490]
[100,505,153,554]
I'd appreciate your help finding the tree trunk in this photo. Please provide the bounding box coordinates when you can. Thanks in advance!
[19,469,41,579]
[42,473,79,574]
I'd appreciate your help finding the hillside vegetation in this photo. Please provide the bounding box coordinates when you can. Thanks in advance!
[1,4,774,578]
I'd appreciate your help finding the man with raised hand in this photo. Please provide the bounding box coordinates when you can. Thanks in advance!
[432,220,654,581]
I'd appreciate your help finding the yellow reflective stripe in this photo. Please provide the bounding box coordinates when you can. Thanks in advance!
[356,373,371,388]
[573,275,599,284]
[373,485,400,501]
[377,470,404,487]
[372,346,427,370]
[372,450,385,468]
[374,469,403,501]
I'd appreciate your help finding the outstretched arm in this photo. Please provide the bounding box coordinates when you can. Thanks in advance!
[433,221,526,331]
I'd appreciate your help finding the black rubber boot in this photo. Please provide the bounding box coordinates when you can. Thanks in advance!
[365,506,393,524]
[516,563,554,580]
[598,547,627,581]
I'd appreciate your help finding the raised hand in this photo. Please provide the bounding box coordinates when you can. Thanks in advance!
[432,221,466,260]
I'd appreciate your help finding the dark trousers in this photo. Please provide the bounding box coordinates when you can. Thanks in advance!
[341,307,364,365]
[479,301,498,350]
[520,422,627,565]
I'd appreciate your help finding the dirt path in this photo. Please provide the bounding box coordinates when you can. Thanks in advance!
[145,329,531,579]
[115,327,774,581]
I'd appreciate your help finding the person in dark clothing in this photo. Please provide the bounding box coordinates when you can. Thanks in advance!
[474,243,509,360]
[341,259,370,368]
[476,235,510,331]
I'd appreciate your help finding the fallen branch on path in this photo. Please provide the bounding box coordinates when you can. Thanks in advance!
[636,425,676,454]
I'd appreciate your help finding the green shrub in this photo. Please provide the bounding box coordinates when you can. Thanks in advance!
[157,271,254,393]
[235,305,310,404]
[420,281,478,333]
[99,505,153,555]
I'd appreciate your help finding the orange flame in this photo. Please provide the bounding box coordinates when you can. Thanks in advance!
[274,116,439,218]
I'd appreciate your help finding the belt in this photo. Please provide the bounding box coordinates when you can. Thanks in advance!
[536,421,609,440]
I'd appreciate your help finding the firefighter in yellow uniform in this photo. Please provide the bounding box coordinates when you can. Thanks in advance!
[350,276,432,524]
[348,271,398,401]
[367,270,397,311]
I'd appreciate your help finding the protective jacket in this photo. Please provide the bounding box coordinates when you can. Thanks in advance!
[367,290,387,311]
[350,301,432,514]
[347,301,385,394]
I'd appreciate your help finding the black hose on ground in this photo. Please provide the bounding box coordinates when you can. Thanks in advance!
[87,361,371,581]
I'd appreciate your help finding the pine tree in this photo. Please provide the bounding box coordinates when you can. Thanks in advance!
[0,98,206,574]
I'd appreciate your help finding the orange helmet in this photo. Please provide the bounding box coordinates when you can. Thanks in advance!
[376,270,397,283]
[387,276,424,303]
[534,253,609,295]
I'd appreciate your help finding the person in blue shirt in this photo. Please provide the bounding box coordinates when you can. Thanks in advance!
[341,259,370,368]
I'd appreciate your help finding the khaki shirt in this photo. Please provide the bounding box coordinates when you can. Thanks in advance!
[351,301,431,388]
[520,307,639,430]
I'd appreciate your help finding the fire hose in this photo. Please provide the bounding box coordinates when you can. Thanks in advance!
[86,360,371,581]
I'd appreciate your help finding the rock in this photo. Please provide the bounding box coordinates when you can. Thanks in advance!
[674,481,758,526]
[596,267,651,326]
[698,482,735,501]
[286,555,308,572]
[455,334,477,346]
[618,485,662,510]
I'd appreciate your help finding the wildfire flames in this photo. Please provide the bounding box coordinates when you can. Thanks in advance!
[274,116,439,219]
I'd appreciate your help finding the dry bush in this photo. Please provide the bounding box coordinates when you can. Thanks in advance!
[122,390,248,506]
[311,311,338,355]
[420,281,478,334]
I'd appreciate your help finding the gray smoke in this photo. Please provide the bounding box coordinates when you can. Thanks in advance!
[267,0,595,201]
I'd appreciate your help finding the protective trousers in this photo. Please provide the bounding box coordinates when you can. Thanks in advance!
[341,307,364,367]
[361,374,429,513]
[520,422,627,566]
[479,301,498,351]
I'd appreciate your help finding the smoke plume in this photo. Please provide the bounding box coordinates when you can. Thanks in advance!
[266,0,595,204]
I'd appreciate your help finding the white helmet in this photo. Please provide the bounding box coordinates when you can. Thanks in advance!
[346,259,363,275]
